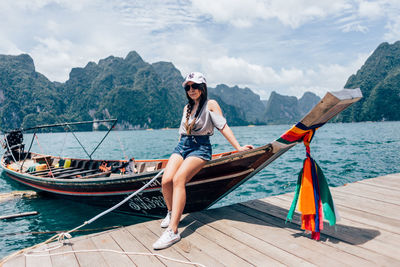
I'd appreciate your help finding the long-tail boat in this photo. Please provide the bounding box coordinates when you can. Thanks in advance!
[0,89,362,217]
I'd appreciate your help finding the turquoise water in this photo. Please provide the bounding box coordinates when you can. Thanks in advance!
[1,121,400,257]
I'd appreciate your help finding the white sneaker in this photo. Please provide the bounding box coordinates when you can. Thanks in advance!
[152,228,181,250]
[160,211,171,228]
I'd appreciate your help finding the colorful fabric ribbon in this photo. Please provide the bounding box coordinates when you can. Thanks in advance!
[277,122,338,240]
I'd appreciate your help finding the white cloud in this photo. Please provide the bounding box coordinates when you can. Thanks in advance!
[192,0,353,28]
[200,53,369,99]
[341,21,369,33]
[380,1,400,41]
[9,0,95,11]
[0,33,23,55]
[384,20,400,42]
[358,1,383,19]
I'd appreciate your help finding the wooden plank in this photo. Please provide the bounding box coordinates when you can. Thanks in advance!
[306,195,400,234]
[50,242,80,267]
[25,243,53,267]
[0,211,38,220]
[190,211,315,266]
[126,223,190,267]
[330,191,400,220]
[276,194,400,235]
[145,218,226,267]
[377,173,400,180]
[0,190,37,203]
[183,214,285,266]
[359,178,400,191]
[29,167,69,175]
[2,254,25,267]
[261,195,400,262]
[364,172,400,183]
[71,236,108,267]
[201,205,355,266]
[273,191,400,234]
[91,232,135,267]
[110,228,165,267]
[56,170,97,179]
[46,168,84,176]
[247,198,400,265]
[231,203,375,266]
[276,193,400,236]
[331,183,400,205]
[32,167,81,176]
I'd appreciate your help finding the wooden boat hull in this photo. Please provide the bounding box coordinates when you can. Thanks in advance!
[2,145,274,217]
[1,88,363,217]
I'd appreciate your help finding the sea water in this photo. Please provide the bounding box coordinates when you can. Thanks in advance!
[1,121,399,257]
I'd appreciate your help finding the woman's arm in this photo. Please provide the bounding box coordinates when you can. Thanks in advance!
[208,100,253,152]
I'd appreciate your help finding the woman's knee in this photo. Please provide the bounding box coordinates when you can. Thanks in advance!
[161,174,173,187]
[172,174,186,188]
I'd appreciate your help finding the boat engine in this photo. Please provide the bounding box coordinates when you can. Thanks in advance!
[2,130,25,162]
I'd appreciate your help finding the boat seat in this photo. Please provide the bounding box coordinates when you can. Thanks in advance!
[76,161,85,169]
[79,171,112,179]
[91,161,101,170]
[42,167,84,177]
[136,162,146,173]
[83,161,93,169]
[145,161,162,172]
[56,169,98,179]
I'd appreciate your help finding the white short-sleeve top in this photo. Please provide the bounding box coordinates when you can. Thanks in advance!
[178,100,227,136]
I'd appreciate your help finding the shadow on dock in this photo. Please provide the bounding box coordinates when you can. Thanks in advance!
[179,199,380,246]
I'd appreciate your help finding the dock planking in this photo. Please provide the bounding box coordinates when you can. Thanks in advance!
[3,173,400,267]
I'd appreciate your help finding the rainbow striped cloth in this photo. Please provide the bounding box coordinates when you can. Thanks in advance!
[277,122,338,240]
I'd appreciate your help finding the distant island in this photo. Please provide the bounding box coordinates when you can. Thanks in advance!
[1,41,399,131]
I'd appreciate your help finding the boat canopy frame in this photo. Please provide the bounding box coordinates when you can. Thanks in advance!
[2,119,118,171]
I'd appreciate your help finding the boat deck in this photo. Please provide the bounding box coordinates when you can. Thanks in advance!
[3,173,400,266]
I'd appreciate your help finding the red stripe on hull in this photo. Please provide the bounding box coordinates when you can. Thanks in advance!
[5,172,159,196]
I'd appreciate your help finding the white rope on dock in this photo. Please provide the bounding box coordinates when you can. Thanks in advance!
[24,248,207,267]
[0,169,173,266]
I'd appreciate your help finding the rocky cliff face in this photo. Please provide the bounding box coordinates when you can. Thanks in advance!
[209,84,266,124]
[335,41,400,122]
[263,91,320,124]
[0,54,64,130]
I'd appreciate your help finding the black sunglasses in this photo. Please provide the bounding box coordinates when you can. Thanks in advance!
[184,83,201,91]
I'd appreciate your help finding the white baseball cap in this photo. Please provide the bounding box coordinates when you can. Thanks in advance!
[182,72,207,87]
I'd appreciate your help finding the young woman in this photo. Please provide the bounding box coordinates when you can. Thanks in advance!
[153,72,253,250]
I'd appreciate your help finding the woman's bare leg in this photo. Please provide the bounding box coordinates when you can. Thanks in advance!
[169,156,206,233]
[161,154,184,211]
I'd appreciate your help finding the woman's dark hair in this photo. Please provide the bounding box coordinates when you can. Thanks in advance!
[185,83,208,135]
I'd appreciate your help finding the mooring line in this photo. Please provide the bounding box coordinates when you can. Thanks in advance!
[0,169,166,265]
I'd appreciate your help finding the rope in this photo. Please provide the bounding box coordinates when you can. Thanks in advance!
[0,225,123,237]
[0,169,164,265]
[25,248,206,267]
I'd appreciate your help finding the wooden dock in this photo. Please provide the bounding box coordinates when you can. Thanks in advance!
[3,173,400,266]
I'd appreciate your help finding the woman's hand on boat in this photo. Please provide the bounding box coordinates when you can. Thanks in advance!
[238,145,254,151]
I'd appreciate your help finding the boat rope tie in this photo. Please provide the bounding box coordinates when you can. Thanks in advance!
[59,168,165,240]
[0,169,175,265]
[277,122,340,240]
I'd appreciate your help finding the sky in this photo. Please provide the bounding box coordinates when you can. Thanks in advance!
[0,0,399,100]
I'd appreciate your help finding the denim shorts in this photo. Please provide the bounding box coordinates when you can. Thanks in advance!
[172,135,212,161]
